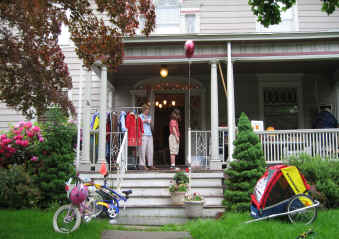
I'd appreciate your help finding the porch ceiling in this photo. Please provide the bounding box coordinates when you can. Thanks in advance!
[109,59,339,83]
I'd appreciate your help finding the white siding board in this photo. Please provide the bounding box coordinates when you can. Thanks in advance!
[200,0,256,34]
[298,0,339,31]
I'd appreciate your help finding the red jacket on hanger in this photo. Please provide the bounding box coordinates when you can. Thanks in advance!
[125,112,143,146]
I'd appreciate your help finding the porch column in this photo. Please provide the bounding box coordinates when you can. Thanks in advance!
[98,66,107,166]
[210,60,219,169]
[227,42,236,162]
[201,90,206,129]
[82,70,92,167]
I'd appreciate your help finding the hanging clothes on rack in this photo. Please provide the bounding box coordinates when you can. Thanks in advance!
[90,111,99,164]
[125,111,144,146]
[119,111,127,132]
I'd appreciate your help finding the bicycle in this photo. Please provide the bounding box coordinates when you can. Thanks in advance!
[53,175,98,233]
[85,173,132,219]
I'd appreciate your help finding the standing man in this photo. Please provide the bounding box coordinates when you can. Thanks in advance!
[139,104,155,170]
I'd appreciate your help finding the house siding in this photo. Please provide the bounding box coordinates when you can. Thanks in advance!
[0,103,26,132]
[200,0,256,34]
[298,0,339,31]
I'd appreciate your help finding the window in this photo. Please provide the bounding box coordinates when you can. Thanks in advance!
[257,4,298,32]
[185,14,196,33]
[154,0,180,34]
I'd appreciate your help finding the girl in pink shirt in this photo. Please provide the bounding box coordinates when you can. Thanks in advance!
[169,109,181,170]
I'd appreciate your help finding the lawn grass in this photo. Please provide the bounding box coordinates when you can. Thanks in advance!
[1,208,339,239]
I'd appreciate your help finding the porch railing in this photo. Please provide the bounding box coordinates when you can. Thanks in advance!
[116,132,128,193]
[257,129,339,163]
[190,128,339,165]
[89,130,127,191]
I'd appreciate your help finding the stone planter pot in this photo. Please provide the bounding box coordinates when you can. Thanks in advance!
[184,200,204,218]
[170,191,186,205]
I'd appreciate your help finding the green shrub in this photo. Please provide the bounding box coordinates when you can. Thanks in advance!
[288,154,339,208]
[28,108,76,208]
[0,165,41,208]
[223,113,266,212]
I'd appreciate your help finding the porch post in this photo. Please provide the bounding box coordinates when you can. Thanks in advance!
[227,42,236,162]
[82,70,92,168]
[201,90,206,129]
[210,60,220,169]
[98,66,108,166]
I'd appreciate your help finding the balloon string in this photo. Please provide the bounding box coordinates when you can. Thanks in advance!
[188,61,191,129]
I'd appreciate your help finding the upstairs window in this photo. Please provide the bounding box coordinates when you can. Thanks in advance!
[185,14,196,33]
[154,0,180,34]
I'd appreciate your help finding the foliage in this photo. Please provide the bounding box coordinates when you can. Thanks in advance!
[28,108,76,208]
[249,0,339,27]
[288,154,339,208]
[0,0,155,118]
[185,192,204,202]
[223,112,266,212]
[0,121,43,168]
[169,171,189,193]
[0,165,41,208]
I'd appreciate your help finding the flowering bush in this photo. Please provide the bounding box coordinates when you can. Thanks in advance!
[169,171,189,193]
[185,192,204,202]
[0,121,44,168]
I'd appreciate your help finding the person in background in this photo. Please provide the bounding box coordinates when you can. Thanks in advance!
[139,104,155,170]
[313,106,338,129]
[169,108,181,170]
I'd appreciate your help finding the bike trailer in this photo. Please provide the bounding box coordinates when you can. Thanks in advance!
[250,164,311,219]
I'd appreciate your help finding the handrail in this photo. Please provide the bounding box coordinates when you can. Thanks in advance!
[116,131,128,193]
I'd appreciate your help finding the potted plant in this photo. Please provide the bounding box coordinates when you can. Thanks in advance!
[184,192,204,218]
[169,171,189,205]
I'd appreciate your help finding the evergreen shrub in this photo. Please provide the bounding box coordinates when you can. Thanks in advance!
[288,154,339,208]
[28,109,76,208]
[223,112,266,212]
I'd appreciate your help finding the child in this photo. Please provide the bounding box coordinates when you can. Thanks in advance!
[169,109,181,170]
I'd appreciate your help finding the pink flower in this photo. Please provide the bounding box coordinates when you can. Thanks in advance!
[21,140,29,147]
[8,147,16,153]
[18,121,25,127]
[39,137,44,142]
[0,134,7,140]
[14,135,23,140]
[27,130,34,138]
[15,139,22,145]
[30,156,38,162]
[32,126,40,133]
[24,122,32,129]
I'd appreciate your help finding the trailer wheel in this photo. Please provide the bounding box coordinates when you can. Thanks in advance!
[287,194,317,225]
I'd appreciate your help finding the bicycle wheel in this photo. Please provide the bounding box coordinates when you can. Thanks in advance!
[287,194,317,225]
[86,191,104,217]
[53,204,81,233]
[106,199,119,219]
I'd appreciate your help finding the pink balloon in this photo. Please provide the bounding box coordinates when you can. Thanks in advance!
[184,40,195,58]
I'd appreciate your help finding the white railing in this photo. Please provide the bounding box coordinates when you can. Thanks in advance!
[190,128,339,165]
[190,129,211,168]
[116,132,128,193]
[256,129,339,163]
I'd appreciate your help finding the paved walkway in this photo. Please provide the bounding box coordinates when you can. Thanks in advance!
[102,230,192,239]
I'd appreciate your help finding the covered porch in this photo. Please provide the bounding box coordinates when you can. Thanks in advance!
[77,32,339,173]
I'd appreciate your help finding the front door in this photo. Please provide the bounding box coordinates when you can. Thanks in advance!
[153,93,185,167]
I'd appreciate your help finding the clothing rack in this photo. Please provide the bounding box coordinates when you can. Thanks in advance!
[109,106,143,170]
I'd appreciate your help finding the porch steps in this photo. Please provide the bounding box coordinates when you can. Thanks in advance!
[80,170,225,224]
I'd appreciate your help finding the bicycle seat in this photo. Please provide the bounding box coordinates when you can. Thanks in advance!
[122,190,132,196]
